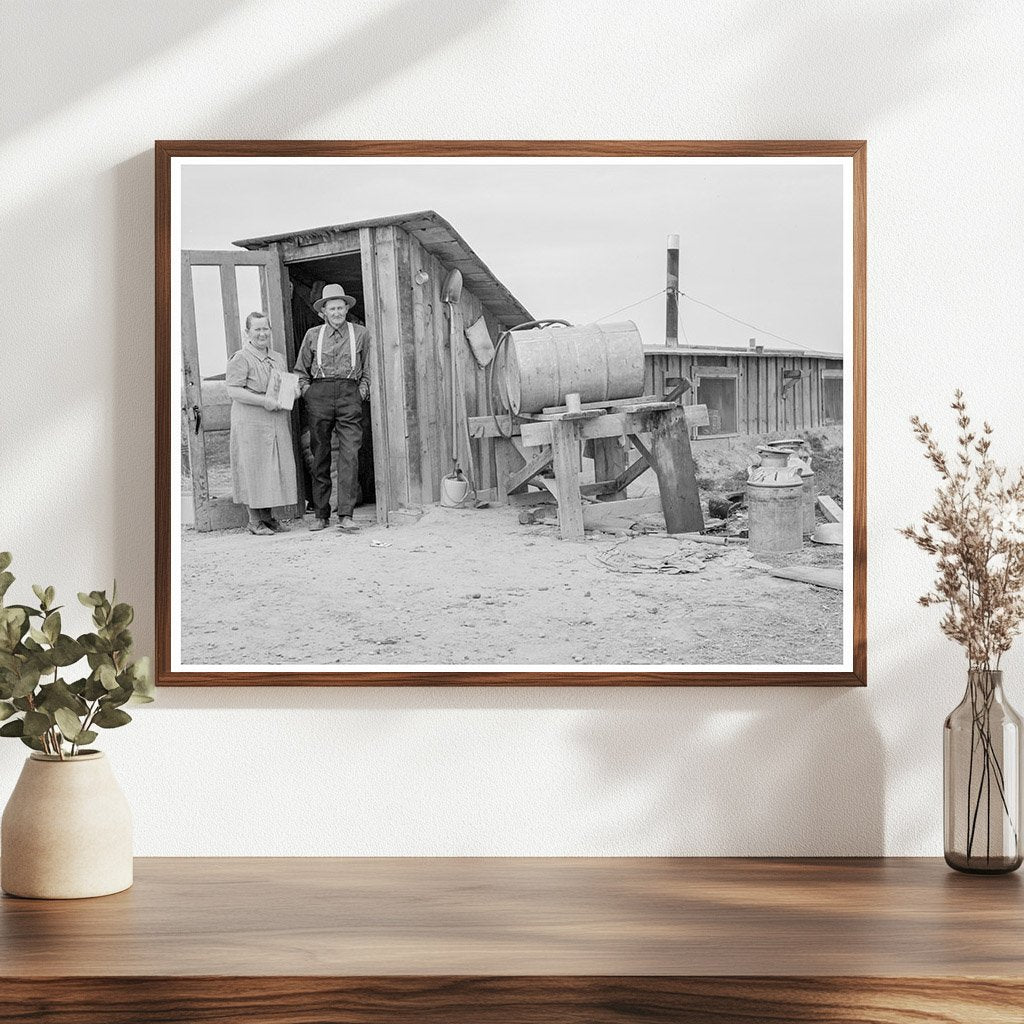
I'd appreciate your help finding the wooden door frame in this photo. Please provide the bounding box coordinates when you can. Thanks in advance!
[180,248,303,531]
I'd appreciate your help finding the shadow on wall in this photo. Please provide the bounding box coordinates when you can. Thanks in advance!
[569,686,885,856]
[1,2,240,139]
[728,2,972,133]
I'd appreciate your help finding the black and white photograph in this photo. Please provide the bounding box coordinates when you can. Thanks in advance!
[164,146,861,682]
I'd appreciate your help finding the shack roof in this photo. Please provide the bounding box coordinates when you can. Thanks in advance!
[644,345,843,361]
[233,210,533,327]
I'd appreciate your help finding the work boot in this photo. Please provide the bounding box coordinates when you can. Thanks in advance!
[338,516,359,532]
[309,518,329,532]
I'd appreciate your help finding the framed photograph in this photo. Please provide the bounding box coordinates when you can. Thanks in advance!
[156,141,865,686]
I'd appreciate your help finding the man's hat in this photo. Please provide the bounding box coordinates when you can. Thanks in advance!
[313,283,357,314]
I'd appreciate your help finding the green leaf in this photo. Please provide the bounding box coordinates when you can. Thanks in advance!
[0,701,15,721]
[0,572,14,601]
[28,627,49,646]
[49,635,85,667]
[42,611,60,644]
[74,730,98,746]
[83,675,107,701]
[31,584,47,607]
[78,592,100,607]
[110,603,133,629]
[44,586,55,608]
[19,734,45,752]
[53,707,84,741]
[0,552,11,573]
[98,664,118,690]
[0,718,24,737]
[93,705,132,729]
[80,635,112,656]
[36,679,88,717]
[11,666,41,699]
[22,710,50,738]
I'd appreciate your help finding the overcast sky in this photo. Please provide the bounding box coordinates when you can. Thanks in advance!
[181,159,845,376]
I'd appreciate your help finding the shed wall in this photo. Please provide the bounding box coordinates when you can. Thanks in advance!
[644,351,842,436]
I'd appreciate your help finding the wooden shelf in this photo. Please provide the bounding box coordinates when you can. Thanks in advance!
[2,857,1022,1022]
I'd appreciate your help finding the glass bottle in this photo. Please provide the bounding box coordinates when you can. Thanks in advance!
[944,669,1023,873]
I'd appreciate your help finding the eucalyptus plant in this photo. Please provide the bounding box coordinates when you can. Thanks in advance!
[0,552,153,759]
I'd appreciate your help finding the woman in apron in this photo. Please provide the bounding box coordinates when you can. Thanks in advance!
[225,313,298,535]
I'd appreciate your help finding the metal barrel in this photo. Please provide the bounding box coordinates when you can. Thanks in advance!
[747,467,804,555]
[503,321,645,414]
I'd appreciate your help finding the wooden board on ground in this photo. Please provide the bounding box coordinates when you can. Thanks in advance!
[583,495,663,533]
[817,495,843,523]
[771,567,843,591]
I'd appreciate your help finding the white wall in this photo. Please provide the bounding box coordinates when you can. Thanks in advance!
[1,0,1021,855]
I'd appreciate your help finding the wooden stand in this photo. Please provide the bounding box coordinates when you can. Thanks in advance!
[484,400,706,541]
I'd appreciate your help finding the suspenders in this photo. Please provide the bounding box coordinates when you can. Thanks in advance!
[313,323,356,380]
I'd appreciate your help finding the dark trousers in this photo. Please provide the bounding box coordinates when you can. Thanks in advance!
[304,379,363,520]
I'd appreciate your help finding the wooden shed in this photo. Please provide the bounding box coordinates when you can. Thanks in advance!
[181,211,534,530]
[644,343,843,441]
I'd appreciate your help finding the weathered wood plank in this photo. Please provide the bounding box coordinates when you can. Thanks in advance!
[646,406,704,534]
[181,254,213,532]
[374,226,412,509]
[279,232,362,262]
[818,495,842,523]
[395,229,424,505]
[494,438,525,502]
[520,406,710,448]
[409,239,438,505]
[219,264,242,357]
[359,227,391,525]
[771,566,843,591]
[766,356,778,434]
[507,446,553,493]
[549,420,585,542]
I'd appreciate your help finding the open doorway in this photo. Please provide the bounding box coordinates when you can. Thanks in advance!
[283,253,376,517]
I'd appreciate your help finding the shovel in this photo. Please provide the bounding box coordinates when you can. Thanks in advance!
[440,269,485,508]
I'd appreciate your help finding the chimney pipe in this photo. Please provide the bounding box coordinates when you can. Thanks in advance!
[666,234,679,348]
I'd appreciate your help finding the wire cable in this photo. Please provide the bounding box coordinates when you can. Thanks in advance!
[677,291,806,350]
[594,288,667,323]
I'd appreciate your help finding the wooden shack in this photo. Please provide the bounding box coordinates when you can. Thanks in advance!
[181,211,534,530]
[644,343,843,441]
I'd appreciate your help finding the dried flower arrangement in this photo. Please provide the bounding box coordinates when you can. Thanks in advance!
[902,390,1023,870]
[902,390,1024,668]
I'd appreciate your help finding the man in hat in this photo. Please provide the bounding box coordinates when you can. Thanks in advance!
[294,283,372,532]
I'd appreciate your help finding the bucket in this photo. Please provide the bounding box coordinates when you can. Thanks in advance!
[503,321,645,414]
[747,466,804,554]
[440,471,474,508]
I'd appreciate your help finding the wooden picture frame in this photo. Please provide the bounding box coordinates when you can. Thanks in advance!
[156,140,866,686]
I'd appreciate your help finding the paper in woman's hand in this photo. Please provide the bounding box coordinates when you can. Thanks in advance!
[265,369,302,411]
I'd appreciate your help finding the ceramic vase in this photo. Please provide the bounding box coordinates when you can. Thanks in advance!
[1,751,133,898]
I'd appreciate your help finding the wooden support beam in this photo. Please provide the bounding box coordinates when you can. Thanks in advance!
[645,405,705,535]
[771,566,843,591]
[549,420,585,542]
[506,446,553,493]
[520,406,710,448]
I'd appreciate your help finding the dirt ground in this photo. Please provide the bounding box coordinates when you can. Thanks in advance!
[179,463,844,669]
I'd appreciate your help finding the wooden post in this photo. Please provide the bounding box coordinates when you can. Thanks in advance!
[549,420,586,542]
[666,233,679,347]
[646,406,704,534]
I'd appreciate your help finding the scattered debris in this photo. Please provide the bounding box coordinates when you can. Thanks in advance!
[817,495,843,523]
[592,536,712,575]
[369,539,392,548]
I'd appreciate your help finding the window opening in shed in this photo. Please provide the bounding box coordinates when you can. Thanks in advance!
[822,376,843,424]
[696,376,739,436]
[283,253,376,513]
